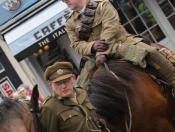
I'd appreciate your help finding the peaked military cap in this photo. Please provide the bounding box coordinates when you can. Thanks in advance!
[44,62,73,83]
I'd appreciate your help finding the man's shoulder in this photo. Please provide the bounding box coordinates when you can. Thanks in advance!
[41,95,54,105]
[66,10,75,22]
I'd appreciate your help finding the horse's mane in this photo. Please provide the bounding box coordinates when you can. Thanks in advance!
[89,60,143,131]
[0,97,25,127]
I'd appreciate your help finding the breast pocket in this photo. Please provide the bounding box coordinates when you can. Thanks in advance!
[60,110,79,131]
[85,103,96,111]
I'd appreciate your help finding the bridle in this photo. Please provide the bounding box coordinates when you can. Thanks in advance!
[24,100,44,132]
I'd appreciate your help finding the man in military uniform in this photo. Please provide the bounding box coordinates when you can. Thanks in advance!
[39,62,107,132]
[64,0,175,89]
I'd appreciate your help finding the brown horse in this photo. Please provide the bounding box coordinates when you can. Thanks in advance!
[88,59,175,132]
[0,85,43,132]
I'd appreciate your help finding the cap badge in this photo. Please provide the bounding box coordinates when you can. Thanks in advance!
[57,69,63,74]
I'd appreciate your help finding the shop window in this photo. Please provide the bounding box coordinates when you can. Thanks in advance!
[157,0,175,30]
[150,25,166,42]
[124,24,136,34]
[110,0,166,43]
[131,17,146,34]
[0,62,5,73]
[33,42,78,77]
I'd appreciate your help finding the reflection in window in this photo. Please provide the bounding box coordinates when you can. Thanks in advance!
[151,26,165,42]
[0,63,5,73]
[33,42,78,76]
[124,24,136,34]
[156,0,175,30]
[109,0,166,43]
[157,0,174,17]
[131,17,146,33]
[168,14,175,30]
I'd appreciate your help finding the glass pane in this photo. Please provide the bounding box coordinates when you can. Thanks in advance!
[131,17,146,33]
[124,24,136,34]
[141,12,157,28]
[109,0,119,9]
[170,0,175,7]
[150,25,166,42]
[142,32,156,43]
[120,1,138,20]
[168,14,175,30]
[118,9,128,25]
[33,42,78,76]
[157,0,174,17]
[0,63,5,73]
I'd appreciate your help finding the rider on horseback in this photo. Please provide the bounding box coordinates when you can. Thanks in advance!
[64,0,175,90]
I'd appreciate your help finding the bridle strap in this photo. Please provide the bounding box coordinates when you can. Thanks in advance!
[30,109,44,132]
[23,100,44,132]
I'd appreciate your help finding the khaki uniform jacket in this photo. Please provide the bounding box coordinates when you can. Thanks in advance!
[65,0,142,57]
[39,88,101,132]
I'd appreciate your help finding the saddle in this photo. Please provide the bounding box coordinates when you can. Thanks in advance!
[78,55,174,98]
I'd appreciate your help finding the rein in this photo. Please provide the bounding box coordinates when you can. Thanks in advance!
[82,55,132,131]
[103,62,132,132]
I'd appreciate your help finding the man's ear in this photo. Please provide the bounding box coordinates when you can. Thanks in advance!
[49,82,54,90]
[71,74,76,83]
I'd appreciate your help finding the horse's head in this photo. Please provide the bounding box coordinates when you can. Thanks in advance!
[0,84,43,132]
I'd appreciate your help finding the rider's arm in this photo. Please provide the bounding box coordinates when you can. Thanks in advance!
[66,1,125,56]
[65,19,95,55]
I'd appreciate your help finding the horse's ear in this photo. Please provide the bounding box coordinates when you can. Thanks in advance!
[30,84,39,110]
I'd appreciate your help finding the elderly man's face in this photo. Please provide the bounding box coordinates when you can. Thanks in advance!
[50,75,76,98]
[18,87,28,98]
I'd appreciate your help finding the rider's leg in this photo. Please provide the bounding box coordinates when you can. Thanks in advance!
[136,42,175,88]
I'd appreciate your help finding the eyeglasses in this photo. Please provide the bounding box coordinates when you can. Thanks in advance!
[55,78,71,87]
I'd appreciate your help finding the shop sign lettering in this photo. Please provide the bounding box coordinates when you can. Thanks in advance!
[34,10,70,41]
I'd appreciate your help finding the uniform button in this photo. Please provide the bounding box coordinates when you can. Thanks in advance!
[69,115,72,117]
[96,23,97,25]
[91,32,93,35]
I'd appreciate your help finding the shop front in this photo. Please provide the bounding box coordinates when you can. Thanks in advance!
[1,0,81,96]
[1,0,175,97]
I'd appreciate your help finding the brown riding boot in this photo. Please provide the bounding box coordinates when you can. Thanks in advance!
[136,42,175,89]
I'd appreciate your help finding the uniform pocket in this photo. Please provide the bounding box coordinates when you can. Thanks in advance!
[60,110,78,131]
[60,110,78,121]
[85,103,96,110]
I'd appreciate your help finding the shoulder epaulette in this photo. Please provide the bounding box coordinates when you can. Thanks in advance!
[42,95,52,105]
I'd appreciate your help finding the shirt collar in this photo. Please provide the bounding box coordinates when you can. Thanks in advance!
[78,6,86,14]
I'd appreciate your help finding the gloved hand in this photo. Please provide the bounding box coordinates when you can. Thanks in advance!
[96,54,107,67]
[92,39,108,53]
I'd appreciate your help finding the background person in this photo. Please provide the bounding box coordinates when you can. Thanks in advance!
[17,84,43,103]
[39,62,107,132]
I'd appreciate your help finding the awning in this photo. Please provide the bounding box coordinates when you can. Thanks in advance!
[3,1,71,61]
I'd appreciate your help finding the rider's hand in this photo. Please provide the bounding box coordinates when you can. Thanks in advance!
[96,54,107,67]
[91,39,108,53]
